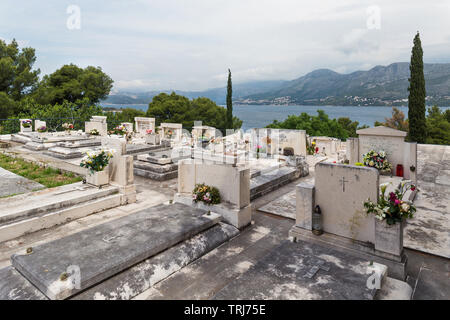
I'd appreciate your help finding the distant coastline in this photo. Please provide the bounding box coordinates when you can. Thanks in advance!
[100,104,450,131]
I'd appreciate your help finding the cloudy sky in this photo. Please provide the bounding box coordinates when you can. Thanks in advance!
[1,0,449,91]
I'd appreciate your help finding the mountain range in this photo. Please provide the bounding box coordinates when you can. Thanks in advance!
[103,62,450,107]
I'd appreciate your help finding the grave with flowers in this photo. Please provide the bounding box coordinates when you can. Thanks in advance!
[346,126,417,181]
[85,115,108,136]
[290,162,418,280]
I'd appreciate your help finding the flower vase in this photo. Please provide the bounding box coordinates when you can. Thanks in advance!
[86,166,110,187]
[374,219,404,256]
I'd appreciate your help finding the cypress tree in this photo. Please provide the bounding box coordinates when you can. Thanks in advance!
[407,32,426,143]
[226,68,233,129]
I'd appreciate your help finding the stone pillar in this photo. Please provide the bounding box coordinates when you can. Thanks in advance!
[346,137,359,164]
[101,137,136,204]
[295,183,315,230]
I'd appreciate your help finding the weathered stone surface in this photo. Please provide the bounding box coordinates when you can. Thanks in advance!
[125,144,164,155]
[134,160,178,173]
[250,166,299,200]
[213,240,378,300]
[295,183,315,227]
[314,163,378,243]
[376,277,412,300]
[0,167,44,198]
[134,167,178,181]
[44,147,83,159]
[72,223,239,300]
[413,267,450,300]
[0,266,47,300]
[11,202,220,300]
[375,219,403,257]
[403,144,450,258]
[258,189,297,220]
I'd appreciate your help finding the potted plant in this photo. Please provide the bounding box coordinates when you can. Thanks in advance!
[192,183,221,205]
[363,181,417,256]
[21,119,32,132]
[89,128,100,136]
[307,141,316,155]
[62,123,74,133]
[37,125,47,133]
[80,149,115,187]
[111,125,127,136]
[362,150,392,175]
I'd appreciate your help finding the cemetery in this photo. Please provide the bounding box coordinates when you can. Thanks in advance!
[0,117,448,300]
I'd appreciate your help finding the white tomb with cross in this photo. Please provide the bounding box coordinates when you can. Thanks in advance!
[291,162,412,279]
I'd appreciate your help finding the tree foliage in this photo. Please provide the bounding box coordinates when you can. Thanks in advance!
[0,92,16,119]
[226,69,233,129]
[33,64,113,105]
[425,105,450,145]
[374,107,409,131]
[146,92,242,130]
[266,110,355,140]
[17,97,103,131]
[337,117,368,137]
[0,39,40,101]
[407,32,426,143]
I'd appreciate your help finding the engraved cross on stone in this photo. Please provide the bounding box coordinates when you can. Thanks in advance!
[339,176,349,192]
[304,260,331,279]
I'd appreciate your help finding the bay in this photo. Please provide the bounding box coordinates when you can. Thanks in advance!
[101,104,450,132]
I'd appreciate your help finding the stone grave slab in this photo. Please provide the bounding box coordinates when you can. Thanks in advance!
[0,167,44,197]
[258,175,314,219]
[412,267,450,300]
[44,146,83,159]
[0,266,47,300]
[11,203,220,300]
[125,144,164,155]
[213,239,378,300]
[72,223,239,300]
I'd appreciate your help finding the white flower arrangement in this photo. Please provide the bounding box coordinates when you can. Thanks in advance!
[80,148,115,173]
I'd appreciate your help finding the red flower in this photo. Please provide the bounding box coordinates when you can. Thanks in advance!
[315,147,319,153]
[411,186,416,191]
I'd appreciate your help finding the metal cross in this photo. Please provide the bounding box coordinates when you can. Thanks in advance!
[339,176,349,192]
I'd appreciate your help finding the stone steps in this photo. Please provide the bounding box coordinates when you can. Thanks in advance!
[0,183,121,243]
[250,166,299,200]
[9,203,221,300]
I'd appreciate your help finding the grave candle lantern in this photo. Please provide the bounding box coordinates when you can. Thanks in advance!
[312,205,323,235]
[396,164,404,177]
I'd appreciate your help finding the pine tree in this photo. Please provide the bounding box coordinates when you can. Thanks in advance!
[226,69,233,129]
[407,32,426,143]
